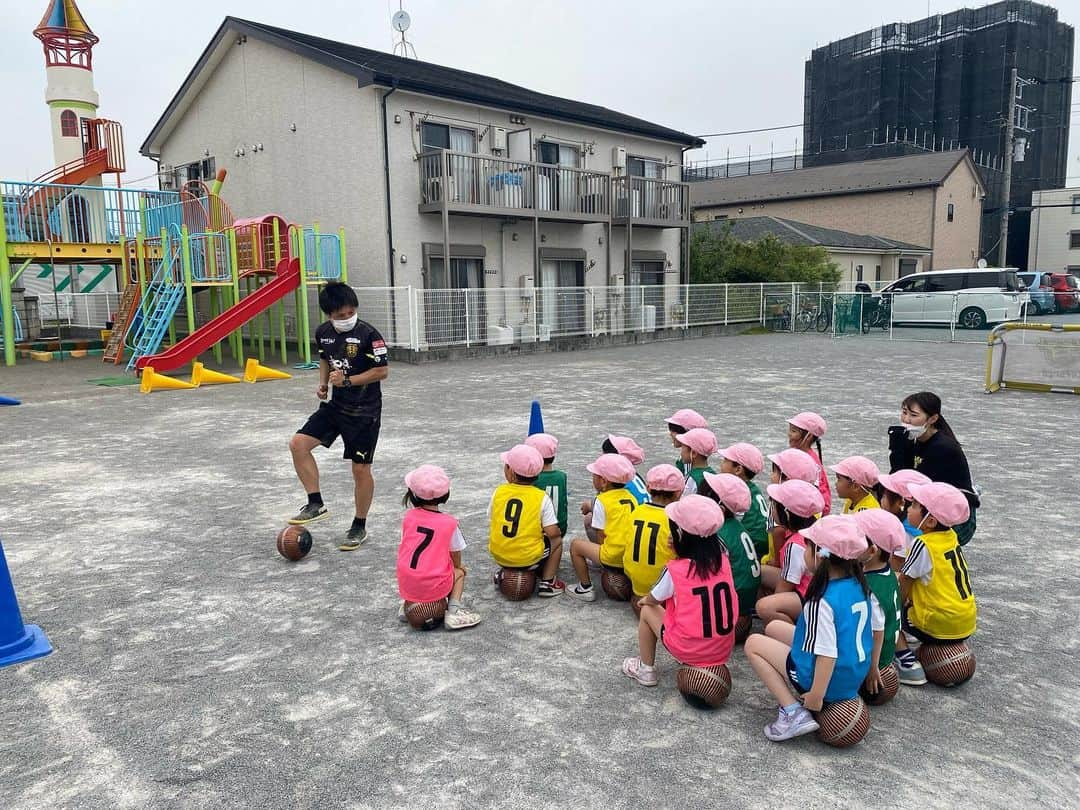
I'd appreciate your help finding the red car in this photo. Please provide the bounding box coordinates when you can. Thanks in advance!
[1049,273,1080,313]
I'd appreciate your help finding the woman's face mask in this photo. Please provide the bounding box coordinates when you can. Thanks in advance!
[332,314,358,333]
[902,422,928,440]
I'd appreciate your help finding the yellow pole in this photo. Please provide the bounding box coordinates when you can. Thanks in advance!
[339,226,347,283]
[0,198,14,366]
[181,225,195,337]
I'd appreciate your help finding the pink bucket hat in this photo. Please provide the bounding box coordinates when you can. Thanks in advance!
[767,448,819,484]
[607,435,645,465]
[853,509,907,555]
[646,464,685,493]
[907,482,971,528]
[702,471,751,515]
[878,469,932,501]
[524,432,559,459]
[586,453,636,485]
[404,464,451,501]
[720,442,765,475]
[666,494,725,537]
[801,515,868,560]
[788,411,828,439]
[830,456,881,489]
[666,408,709,431]
[766,479,825,519]
[501,444,544,478]
[676,428,718,458]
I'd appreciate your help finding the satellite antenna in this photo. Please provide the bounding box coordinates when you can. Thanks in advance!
[392,5,416,59]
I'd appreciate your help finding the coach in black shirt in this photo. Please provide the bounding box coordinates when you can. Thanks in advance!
[888,391,978,545]
[287,282,389,550]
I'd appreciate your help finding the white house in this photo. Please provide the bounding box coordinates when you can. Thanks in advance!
[1028,187,1080,277]
[140,18,702,345]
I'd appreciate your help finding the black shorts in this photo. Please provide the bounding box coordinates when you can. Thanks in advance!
[502,537,553,572]
[901,604,969,645]
[297,403,380,464]
[786,653,806,694]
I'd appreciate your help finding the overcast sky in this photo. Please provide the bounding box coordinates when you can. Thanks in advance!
[1,0,1076,185]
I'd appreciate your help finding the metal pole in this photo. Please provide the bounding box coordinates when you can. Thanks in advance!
[998,67,1017,267]
[724,283,729,325]
[0,200,14,367]
[181,225,195,338]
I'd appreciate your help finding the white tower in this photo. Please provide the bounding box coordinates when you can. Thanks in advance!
[34,0,101,171]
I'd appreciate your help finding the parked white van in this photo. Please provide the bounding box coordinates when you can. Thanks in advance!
[878,268,1024,329]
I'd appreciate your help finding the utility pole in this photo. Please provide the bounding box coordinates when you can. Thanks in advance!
[998,67,1017,267]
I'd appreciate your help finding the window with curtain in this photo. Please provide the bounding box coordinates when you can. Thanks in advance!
[627,157,664,178]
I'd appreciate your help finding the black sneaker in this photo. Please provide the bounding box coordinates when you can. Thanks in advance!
[288,503,328,525]
[339,525,368,551]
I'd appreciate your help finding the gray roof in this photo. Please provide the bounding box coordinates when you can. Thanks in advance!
[690,151,978,208]
[142,17,703,156]
[693,216,930,253]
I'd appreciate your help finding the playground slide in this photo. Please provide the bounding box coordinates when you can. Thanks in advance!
[23,150,110,234]
[134,257,300,373]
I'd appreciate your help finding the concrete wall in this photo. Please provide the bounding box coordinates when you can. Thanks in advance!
[691,160,983,271]
[1029,187,1080,272]
[827,251,925,286]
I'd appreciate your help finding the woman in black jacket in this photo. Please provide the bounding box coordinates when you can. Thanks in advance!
[888,391,979,545]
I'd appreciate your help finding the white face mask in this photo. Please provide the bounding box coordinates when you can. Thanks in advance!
[902,421,927,440]
[332,315,358,333]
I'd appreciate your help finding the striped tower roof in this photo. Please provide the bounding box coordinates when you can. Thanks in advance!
[34,0,98,42]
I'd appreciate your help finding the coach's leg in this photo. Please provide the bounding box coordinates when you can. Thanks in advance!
[352,461,374,520]
[290,433,323,494]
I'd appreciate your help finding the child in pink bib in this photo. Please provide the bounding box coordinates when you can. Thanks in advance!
[396,465,481,630]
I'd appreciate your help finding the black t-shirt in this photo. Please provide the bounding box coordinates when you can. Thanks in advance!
[889,428,977,506]
[316,319,388,417]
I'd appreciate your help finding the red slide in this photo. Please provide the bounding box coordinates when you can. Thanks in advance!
[135,257,300,373]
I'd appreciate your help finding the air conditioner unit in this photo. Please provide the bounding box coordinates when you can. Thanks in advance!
[491,126,508,152]
[641,305,656,333]
[612,147,627,170]
[425,175,458,203]
[518,274,534,290]
[538,324,552,342]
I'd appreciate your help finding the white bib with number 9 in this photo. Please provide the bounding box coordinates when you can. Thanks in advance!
[739,531,761,577]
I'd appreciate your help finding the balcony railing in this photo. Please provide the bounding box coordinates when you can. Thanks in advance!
[611,175,689,226]
[418,150,612,222]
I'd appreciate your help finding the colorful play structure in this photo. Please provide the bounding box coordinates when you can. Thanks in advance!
[1,1,347,388]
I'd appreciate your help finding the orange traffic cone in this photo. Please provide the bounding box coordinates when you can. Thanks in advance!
[140,366,197,394]
[191,362,241,387]
[244,358,292,383]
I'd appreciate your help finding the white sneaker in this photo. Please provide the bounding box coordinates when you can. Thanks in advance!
[621,656,658,686]
[764,706,819,741]
[896,658,928,686]
[397,601,407,624]
[568,583,597,602]
[903,631,922,649]
[444,605,481,630]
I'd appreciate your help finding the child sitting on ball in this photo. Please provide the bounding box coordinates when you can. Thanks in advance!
[665,409,709,476]
[700,471,759,631]
[853,509,905,699]
[755,479,824,627]
[396,465,481,630]
[897,482,976,682]
[526,433,568,538]
[718,442,770,562]
[831,455,881,514]
[568,454,637,602]
[581,435,648,539]
[488,445,564,598]
[677,428,719,495]
[622,494,737,687]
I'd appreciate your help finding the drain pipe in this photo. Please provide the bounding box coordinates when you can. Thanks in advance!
[380,80,399,343]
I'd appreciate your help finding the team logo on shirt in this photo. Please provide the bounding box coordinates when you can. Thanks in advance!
[346,343,358,358]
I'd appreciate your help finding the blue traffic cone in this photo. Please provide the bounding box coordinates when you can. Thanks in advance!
[0,540,52,668]
[528,400,545,436]
[0,396,20,406]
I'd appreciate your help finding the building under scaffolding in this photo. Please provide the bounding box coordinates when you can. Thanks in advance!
[803,0,1074,268]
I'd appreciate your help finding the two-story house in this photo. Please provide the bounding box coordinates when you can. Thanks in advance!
[140,18,702,346]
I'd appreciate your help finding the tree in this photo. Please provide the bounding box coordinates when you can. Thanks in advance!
[689,224,840,286]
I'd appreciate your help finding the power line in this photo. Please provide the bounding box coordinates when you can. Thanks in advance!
[694,124,803,139]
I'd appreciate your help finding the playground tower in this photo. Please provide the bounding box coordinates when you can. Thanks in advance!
[34,0,102,176]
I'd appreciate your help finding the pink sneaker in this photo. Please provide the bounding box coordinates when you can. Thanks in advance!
[621,656,658,686]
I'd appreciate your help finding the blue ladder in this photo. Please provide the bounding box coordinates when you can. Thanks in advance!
[125,284,184,372]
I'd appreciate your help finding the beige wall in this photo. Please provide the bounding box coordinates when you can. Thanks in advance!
[692,160,983,271]
[1029,188,1080,272]
[827,251,925,286]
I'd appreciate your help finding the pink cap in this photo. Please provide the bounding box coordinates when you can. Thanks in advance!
[767,479,825,519]
[801,515,868,560]
[720,442,765,475]
[830,456,881,489]
[524,432,559,459]
[676,428,718,458]
[878,469,932,501]
[404,464,451,501]
[586,453,636,485]
[646,464,685,493]
[666,494,725,537]
[607,435,645,465]
[666,409,709,431]
[853,509,907,555]
[767,448,819,484]
[501,444,544,478]
[702,471,751,515]
[907,482,971,528]
[788,411,828,439]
